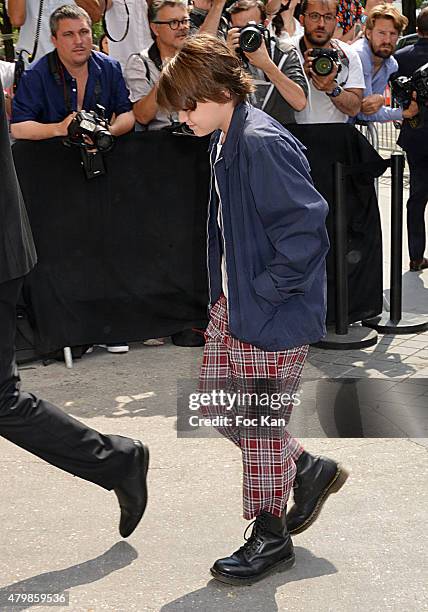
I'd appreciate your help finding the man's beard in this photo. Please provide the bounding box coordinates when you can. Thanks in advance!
[306,30,332,47]
[371,42,393,59]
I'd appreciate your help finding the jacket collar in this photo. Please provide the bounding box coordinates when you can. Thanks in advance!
[208,101,249,169]
[415,37,428,47]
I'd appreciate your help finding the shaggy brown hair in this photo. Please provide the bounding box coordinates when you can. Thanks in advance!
[156,33,254,112]
[365,4,408,34]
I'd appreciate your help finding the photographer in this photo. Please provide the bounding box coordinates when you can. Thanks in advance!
[352,4,416,123]
[125,0,190,129]
[293,0,365,123]
[10,5,134,140]
[7,0,105,66]
[104,0,152,70]
[227,0,308,124]
[189,0,229,37]
[394,7,428,272]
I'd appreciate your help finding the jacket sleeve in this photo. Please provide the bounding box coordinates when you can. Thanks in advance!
[249,137,330,306]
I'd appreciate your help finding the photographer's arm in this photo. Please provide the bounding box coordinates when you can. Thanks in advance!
[330,86,362,117]
[262,60,307,111]
[7,0,26,27]
[265,0,282,18]
[109,110,135,136]
[311,70,363,116]
[125,54,158,126]
[75,0,105,23]
[245,45,307,112]
[199,0,227,35]
[10,114,76,140]
[133,85,158,125]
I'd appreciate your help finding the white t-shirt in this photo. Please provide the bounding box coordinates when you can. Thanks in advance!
[213,134,228,300]
[0,60,15,89]
[105,0,152,71]
[7,0,76,66]
[293,37,365,124]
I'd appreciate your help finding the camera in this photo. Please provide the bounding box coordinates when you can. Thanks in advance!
[66,107,114,153]
[391,61,428,128]
[311,48,341,77]
[63,106,114,180]
[239,21,270,53]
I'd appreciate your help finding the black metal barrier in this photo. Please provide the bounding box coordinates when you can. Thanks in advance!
[363,154,428,334]
[13,126,389,356]
[317,158,387,350]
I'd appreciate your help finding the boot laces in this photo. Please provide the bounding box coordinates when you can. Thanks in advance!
[240,514,267,555]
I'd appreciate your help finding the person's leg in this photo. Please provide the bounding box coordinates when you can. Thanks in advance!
[0,278,136,490]
[0,277,149,536]
[227,340,309,520]
[406,151,428,267]
[198,295,240,447]
[210,301,306,584]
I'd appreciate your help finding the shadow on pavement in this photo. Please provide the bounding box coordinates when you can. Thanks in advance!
[160,547,337,612]
[0,541,137,611]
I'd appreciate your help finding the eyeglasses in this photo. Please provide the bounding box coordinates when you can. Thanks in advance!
[303,12,336,23]
[152,18,191,30]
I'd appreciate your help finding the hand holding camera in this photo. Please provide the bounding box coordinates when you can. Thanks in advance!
[227,22,272,70]
[303,47,339,92]
[391,62,428,127]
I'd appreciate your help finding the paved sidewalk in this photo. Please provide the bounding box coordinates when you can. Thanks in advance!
[0,179,427,612]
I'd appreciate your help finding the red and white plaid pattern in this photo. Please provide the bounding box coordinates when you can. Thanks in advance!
[199,295,308,519]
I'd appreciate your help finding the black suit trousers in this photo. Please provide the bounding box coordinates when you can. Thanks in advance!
[0,277,135,490]
[406,150,428,262]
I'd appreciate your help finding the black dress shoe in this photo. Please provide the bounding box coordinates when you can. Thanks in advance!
[286,452,349,535]
[409,258,428,272]
[210,510,295,586]
[114,440,149,538]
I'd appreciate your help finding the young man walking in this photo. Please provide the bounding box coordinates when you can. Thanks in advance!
[157,33,349,585]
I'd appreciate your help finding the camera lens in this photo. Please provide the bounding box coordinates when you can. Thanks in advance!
[95,129,114,153]
[313,56,334,76]
[239,26,263,53]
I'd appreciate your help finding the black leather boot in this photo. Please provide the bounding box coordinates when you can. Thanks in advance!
[286,451,349,535]
[210,510,295,586]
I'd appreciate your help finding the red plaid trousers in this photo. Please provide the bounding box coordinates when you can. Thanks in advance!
[199,295,308,520]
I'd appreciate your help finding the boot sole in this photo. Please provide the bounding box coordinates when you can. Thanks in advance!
[289,465,349,535]
[210,553,295,586]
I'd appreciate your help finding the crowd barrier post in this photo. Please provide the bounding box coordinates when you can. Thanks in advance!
[363,153,428,334]
[315,162,378,350]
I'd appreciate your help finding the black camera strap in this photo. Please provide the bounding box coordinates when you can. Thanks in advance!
[48,50,102,116]
[102,0,130,43]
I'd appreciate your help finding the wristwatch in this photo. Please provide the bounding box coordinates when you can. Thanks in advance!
[326,83,343,98]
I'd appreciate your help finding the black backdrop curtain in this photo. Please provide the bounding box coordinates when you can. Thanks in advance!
[13,125,386,355]
[288,123,387,325]
[13,132,210,355]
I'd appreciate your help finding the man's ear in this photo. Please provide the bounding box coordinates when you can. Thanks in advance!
[51,34,58,49]
[299,13,304,26]
[150,23,159,38]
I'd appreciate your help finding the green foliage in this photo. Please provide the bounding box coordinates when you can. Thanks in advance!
[92,21,104,44]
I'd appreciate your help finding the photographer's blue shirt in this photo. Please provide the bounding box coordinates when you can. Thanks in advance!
[352,37,402,123]
[11,50,132,125]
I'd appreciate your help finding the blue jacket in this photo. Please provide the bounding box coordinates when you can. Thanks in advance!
[207,102,329,351]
